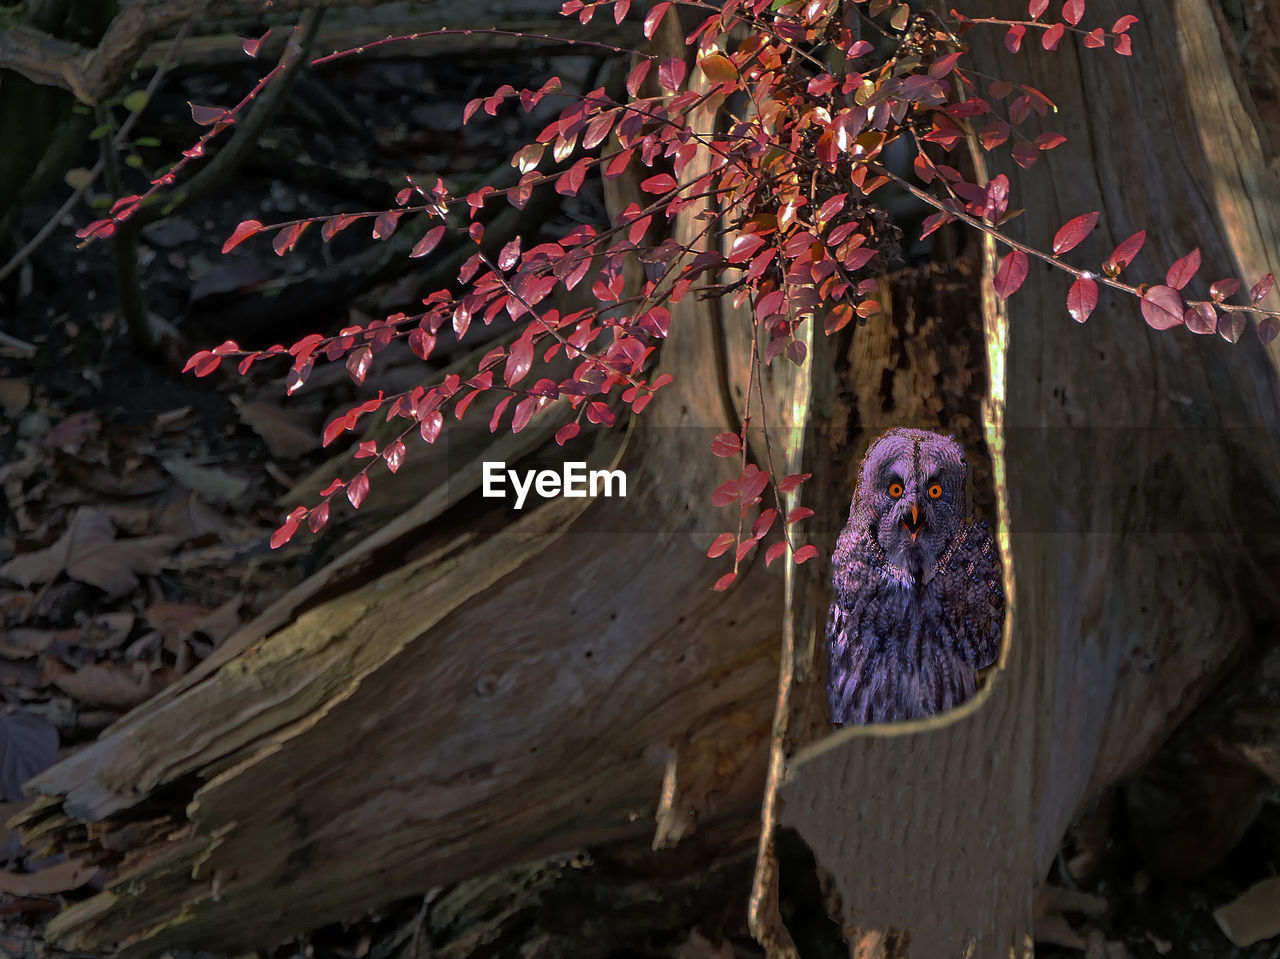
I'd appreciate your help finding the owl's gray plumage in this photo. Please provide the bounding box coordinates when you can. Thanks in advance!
[826,428,1004,725]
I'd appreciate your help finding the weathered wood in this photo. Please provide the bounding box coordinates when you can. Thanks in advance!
[775,1,1280,956]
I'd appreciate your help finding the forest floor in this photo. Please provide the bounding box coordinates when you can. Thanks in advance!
[0,10,1278,959]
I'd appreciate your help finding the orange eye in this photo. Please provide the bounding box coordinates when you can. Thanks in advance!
[888,482,904,498]
[928,483,942,499]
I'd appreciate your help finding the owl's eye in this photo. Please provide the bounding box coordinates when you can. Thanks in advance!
[888,482,903,498]
[928,483,942,499]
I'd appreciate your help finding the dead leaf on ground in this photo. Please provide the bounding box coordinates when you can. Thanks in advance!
[162,457,251,504]
[0,380,30,418]
[42,657,174,710]
[232,396,318,458]
[1214,875,1280,947]
[0,857,97,895]
[0,711,59,802]
[0,508,176,598]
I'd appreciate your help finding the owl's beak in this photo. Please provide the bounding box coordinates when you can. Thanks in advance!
[901,502,924,540]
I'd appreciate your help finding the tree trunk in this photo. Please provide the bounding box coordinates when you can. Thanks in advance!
[15,1,1280,957]
[769,1,1280,956]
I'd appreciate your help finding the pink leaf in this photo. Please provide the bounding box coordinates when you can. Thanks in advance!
[1062,0,1085,25]
[1042,22,1065,49]
[786,506,814,525]
[657,57,687,93]
[1165,248,1201,290]
[222,219,265,254]
[777,472,811,493]
[711,480,740,508]
[1140,284,1185,330]
[346,473,370,509]
[383,440,406,474]
[993,250,1030,300]
[765,542,787,567]
[707,532,736,558]
[1067,277,1099,323]
[643,2,670,38]
[1257,316,1279,346]
[505,335,534,386]
[1028,0,1049,17]
[1104,230,1146,273]
[555,422,581,446]
[713,572,737,591]
[711,432,742,457]
[1184,303,1217,335]
[793,545,819,564]
[1250,272,1275,304]
[189,102,229,125]
[1218,310,1246,343]
[1210,278,1241,301]
[270,517,300,549]
[410,225,446,259]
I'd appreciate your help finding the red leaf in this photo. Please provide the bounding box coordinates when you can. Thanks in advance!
[1067,277,1099,323]
[751,509,778,540]
[555,422,581,446]
[640,173,678,194]
[1035,132,1067,150]
[346,473,370,509]
[1112,14,1139,32]
[1082,27,1106,48]
[243,29,271,57]
[711,480,740,508]
[713,572,737,591]
[993,250,1030,300]
[383,440,407,473]
[657,57,687,93]
[626,61,651,99]
[586,401,615,426]
[929,51,964,77]
[1184,303,1217,335]
[1042,23,1065,50]
[308,501,330,533]
[765,542,788,567]
[419,410,444,443]
[410,225,446,259]
[711,432,742,457]
[1250,272,1275,304]
[727,232,765,263]
[556,158,591,197]
[346,346,372,386]
[1004,24,1025,53]
[1257,316,1279,346]
[984,174,1009,224]
[793,545,819,564]
[499,237,522,271]
[777,472,810,493]
[1140,284,1185,330]
[1104,230,1146,273]
[1219,310,1246,343]
[707,532,736,558]
[322,213,361,242]
[1062,0,1085,25]
[189,102,229,125]
[786,506,814,525]
[222,219,265,254]
[643,2,670,38]
[1210,278,1241,301]
[372,211,402,241]
[320,478,345,496]
[1028,0,1049,17]
[270,517,300,549]
[273,222,307,256]
[1165,248,1201,290]
[1011,142,1039,168]
[1113,34,1133,55]
[505,335,534,386]
[735,540,757,562]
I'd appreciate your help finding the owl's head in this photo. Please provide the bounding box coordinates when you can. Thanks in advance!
[855,428,968,582]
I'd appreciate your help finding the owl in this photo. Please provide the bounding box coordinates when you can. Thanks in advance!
[826,428,1004,725]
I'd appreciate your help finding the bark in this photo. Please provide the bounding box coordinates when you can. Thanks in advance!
[13,1,1280,957]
